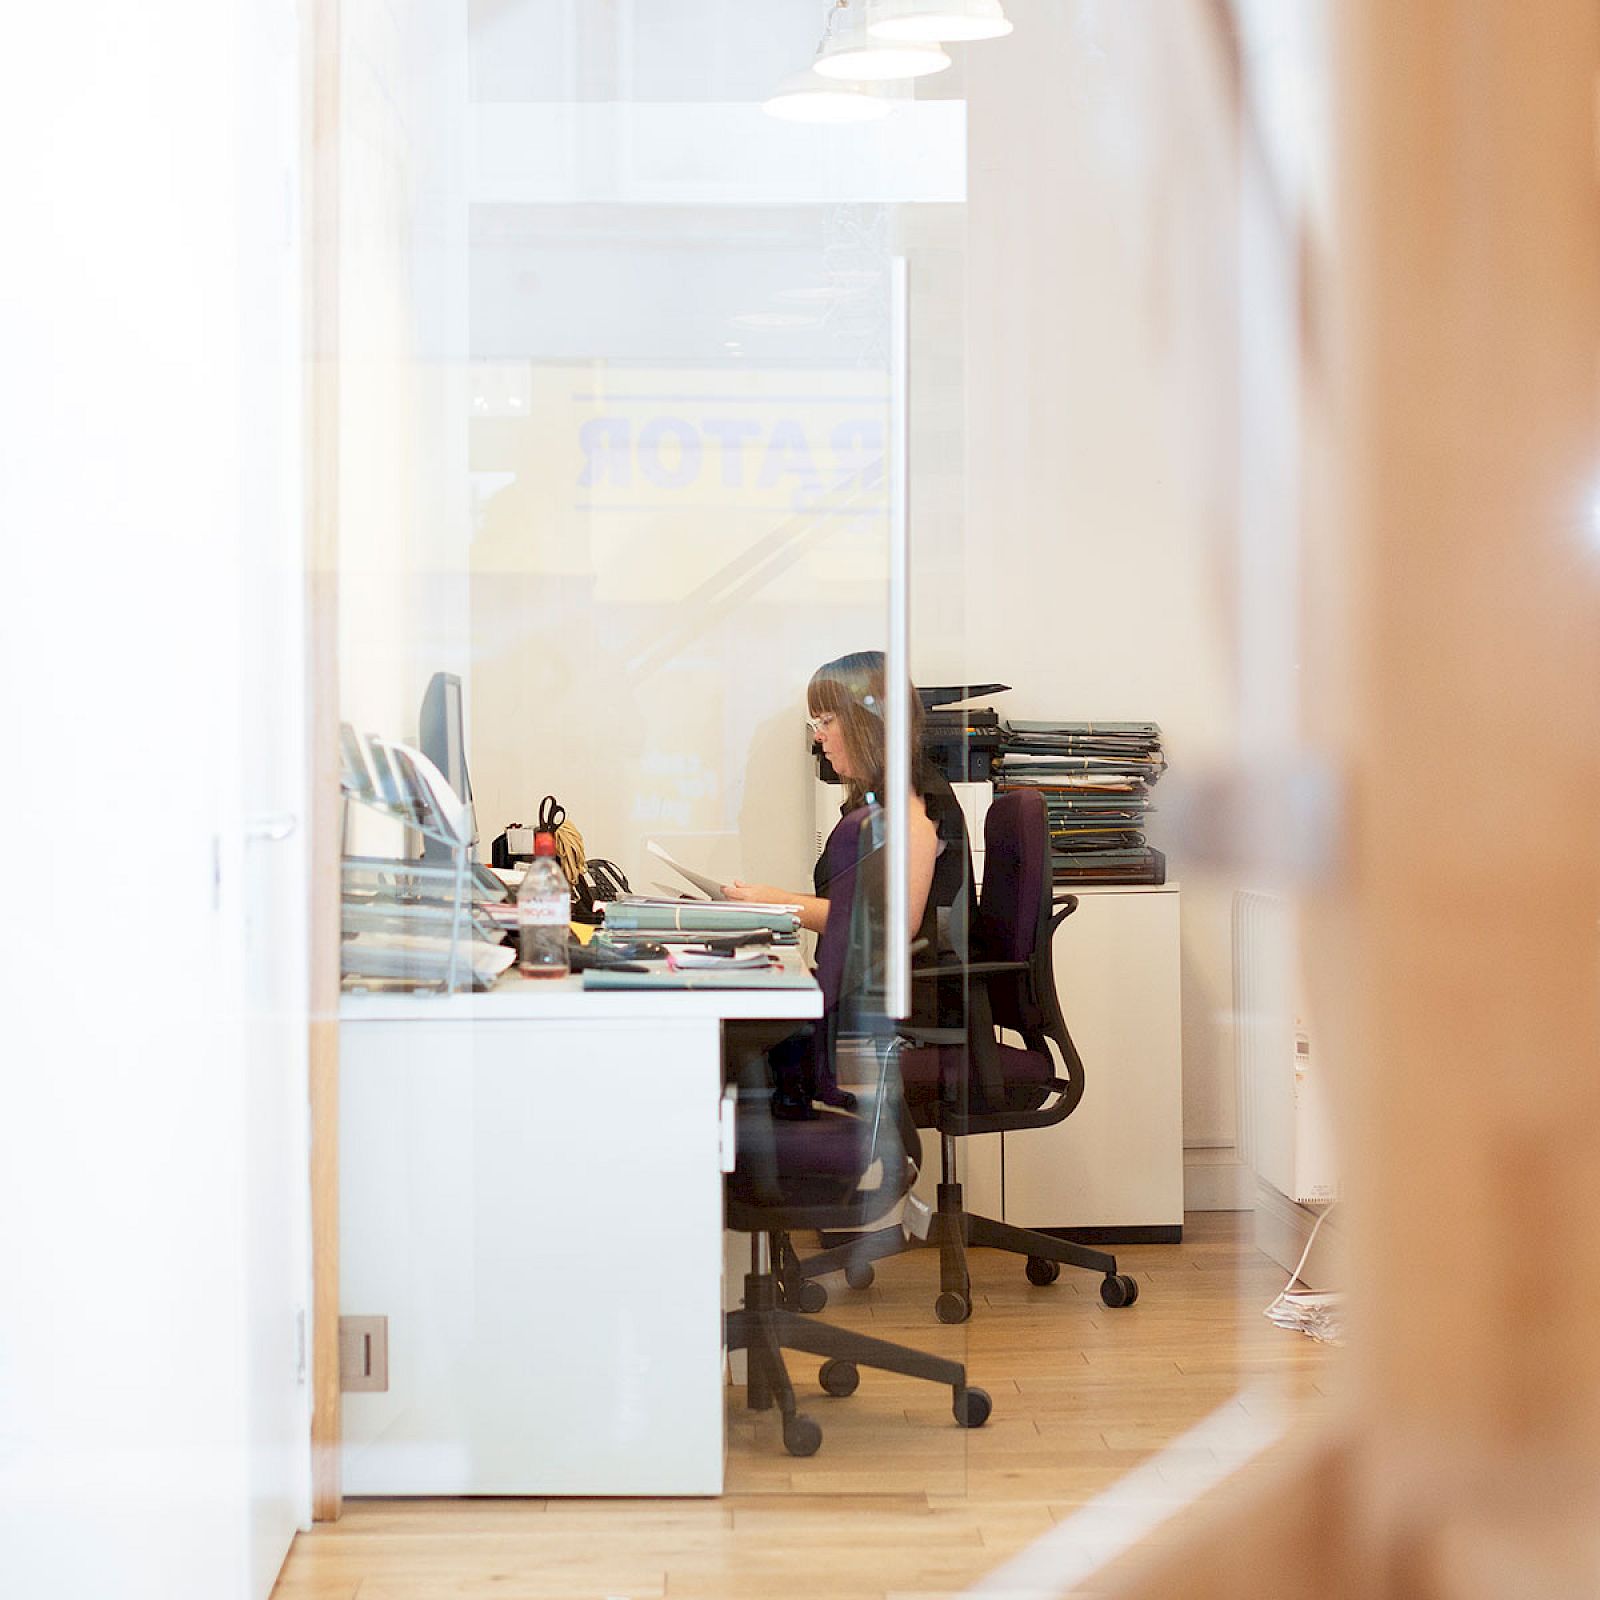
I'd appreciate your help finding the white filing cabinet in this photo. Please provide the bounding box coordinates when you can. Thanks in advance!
[909,885,1183,1239]
[1000,884,1184,1237]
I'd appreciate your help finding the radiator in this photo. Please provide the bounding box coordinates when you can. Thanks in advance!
[1233,889,1338,1206]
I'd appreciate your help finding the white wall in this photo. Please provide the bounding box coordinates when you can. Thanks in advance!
[961,0,1248,1167]
[0,4,310,1596]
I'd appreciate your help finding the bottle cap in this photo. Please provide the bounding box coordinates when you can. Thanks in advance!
[533,831,558,857]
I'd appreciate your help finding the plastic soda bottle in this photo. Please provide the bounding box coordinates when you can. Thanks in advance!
[517,831,571,977]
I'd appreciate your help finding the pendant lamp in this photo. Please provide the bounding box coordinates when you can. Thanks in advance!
[867,0,1013,42]
[812,0,951,82]
[763,68,891,122]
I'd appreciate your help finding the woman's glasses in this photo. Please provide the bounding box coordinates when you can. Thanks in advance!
[805,712,838,736]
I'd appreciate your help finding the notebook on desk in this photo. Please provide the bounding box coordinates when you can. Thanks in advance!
[603,898,801,935]
[581,967,816,992]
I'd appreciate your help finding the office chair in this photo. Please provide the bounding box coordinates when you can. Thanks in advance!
[791,787,1141,1324]
[724,807,992,1456]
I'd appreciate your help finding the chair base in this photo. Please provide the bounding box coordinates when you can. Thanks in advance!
[796,1179,1134,1323]
[728,1233,990,1455]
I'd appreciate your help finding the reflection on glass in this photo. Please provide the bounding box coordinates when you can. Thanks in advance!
[724,802,992,1461]
[334,0,971,1510]
[465,207,898,904]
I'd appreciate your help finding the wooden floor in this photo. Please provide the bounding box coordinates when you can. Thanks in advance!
[274,1213,1337,1600]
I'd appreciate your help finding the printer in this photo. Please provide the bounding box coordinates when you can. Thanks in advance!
[916,682,1010,783]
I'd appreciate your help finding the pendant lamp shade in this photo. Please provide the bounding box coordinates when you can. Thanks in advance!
[867,0,1013,42]
[763,69,891,123]
[813,3,952,81]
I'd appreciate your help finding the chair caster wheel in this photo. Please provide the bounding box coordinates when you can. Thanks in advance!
[786,1279,827,1314]
[783,1412,823,1457]
[845,1261,876,1291]
[954,1385,992,1429]
[935,1290,972,1324]
[818,1359,860,1398]
[1025,1255,1061,1286]
[1100,1273,1139,1308]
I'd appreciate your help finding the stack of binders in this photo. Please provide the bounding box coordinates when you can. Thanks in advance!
[994,721,1168,886]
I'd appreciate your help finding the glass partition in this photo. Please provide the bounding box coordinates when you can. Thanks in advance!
[463,199,901,904]
[329,0,1343,1567]
[335,0,974,1502]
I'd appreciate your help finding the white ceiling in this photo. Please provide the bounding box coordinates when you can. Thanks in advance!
[468,0,969,104]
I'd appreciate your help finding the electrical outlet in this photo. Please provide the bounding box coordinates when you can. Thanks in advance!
[339,1315,388,1393]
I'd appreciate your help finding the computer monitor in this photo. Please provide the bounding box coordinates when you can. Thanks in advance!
[419,671,478,858]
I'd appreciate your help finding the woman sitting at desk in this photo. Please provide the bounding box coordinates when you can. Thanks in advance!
[722,650,974,1115]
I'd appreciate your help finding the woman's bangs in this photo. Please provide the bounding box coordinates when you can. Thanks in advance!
[806,670,853,720]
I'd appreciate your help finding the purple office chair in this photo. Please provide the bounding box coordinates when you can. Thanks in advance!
[795,787,1141,1323]
[724,807,992,1456]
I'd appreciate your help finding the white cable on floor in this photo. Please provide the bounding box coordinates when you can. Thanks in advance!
[1266,1199,1334,1308]
[1264,1201,1343,1343]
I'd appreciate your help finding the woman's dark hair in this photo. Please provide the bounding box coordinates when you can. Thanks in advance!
[806,650,927,812]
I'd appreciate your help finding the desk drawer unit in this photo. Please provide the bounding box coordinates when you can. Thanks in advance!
[339,1015,727,1496]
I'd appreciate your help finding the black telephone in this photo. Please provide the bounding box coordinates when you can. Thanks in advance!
[572,858,631,922]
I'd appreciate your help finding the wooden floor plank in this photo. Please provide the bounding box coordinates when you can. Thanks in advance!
[274,1214,1335,1600]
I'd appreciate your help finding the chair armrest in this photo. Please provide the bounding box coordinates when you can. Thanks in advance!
[935,1077,1080,1137]
[910,959,1028,981]
[897,1025,965,1046]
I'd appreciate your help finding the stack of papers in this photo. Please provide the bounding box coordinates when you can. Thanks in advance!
[582,967,814,992]
[997,720,1168,886]
[603,897,801,935]
[666,945,781,973]
[1265,1289,1344,1344]
[341,932,516,986]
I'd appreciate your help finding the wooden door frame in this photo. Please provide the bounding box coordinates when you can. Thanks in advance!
[305,0,343,1524]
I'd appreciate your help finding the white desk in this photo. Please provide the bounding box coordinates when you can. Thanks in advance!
[339,963,821,1497]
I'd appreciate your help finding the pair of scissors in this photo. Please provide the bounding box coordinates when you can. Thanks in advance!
[538,794,566,833]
